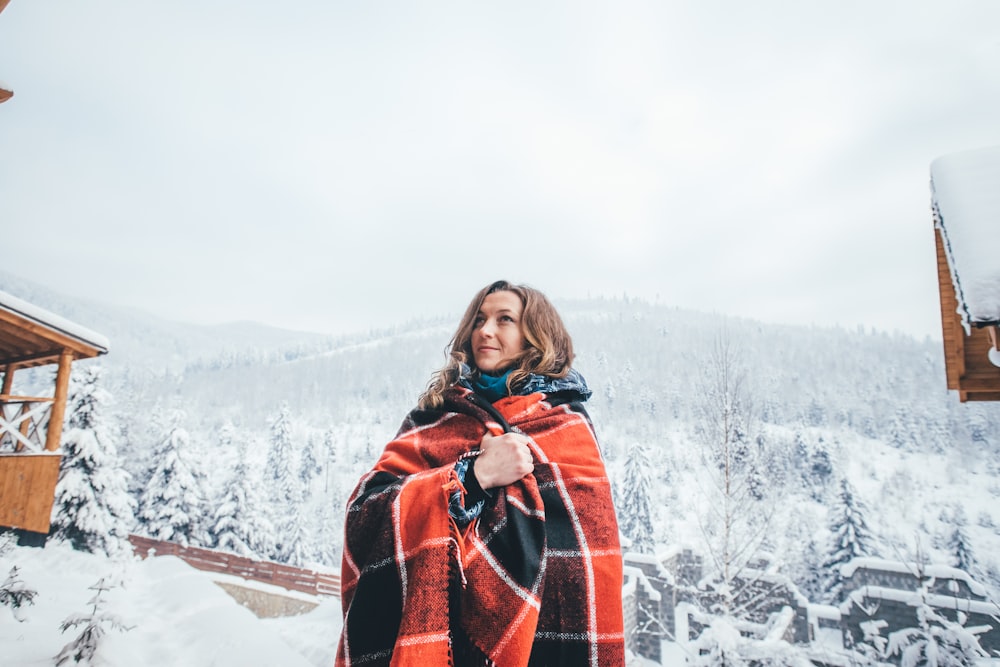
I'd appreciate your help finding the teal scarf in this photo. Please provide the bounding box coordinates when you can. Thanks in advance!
[469,369,514,402]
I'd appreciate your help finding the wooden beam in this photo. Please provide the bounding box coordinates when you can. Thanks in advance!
[0,395,54,403]
[0,365,12,399]
[956,374,1000,392]
[964,391,1000,402]
[44,350,73,451]
[0,350,65,370]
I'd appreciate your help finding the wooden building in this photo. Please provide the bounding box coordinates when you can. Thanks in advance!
[0,289,109,540]
[930,145,1000,402]
[839,558,1000,660]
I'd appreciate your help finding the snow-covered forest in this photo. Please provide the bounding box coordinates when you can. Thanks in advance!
[3,269,1000,664]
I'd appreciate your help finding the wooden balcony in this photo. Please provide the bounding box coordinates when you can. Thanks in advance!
[0,289,109,538]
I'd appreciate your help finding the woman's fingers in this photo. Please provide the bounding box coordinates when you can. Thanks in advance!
[473,433,534,490]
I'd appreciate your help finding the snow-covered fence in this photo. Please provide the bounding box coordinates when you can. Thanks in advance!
[128,535,340,598]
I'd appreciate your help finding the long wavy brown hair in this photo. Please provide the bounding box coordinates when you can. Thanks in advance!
[418,280,575,409]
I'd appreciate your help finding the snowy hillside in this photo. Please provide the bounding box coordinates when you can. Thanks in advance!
[0,539,341,666]
[2,271,999,642]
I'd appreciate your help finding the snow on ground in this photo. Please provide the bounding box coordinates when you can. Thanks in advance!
[0,541,341,666]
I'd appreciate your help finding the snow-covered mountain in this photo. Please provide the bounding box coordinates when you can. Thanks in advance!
[3,270,999,603]
[0,270,333,373]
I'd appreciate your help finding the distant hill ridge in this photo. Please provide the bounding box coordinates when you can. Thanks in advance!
[0,269,973,437]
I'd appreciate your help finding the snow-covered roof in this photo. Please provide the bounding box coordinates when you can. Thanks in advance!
[841,557,988,597]
[930,145,1000,332]
[841,585,998,617]
[807,603,841,621]
[0,288,110,355]
[622,565,662,601]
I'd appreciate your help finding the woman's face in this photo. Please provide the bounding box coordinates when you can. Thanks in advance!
[471,290,526,373]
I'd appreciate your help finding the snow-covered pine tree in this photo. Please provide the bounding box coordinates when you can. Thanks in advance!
[322,427,337,494]
[312,498,341,567]
[618,442,657,554]
[888,406,916,451]
[54,577,129,666]
[947,509,978,578]
[49,366,136,558]
[1,565,37,621]
[217,420,234,450]
[793,536,827,605]
[822,477,878,604]
[137,415,206,547]
[266,403,308,562]
[266,402,298,507]
[279,497,314,567]
[299,433,320,487]
[210,439,275,559]
[808,437,833,500]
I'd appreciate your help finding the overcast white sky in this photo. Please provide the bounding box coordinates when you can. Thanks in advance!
[2,1,999,340]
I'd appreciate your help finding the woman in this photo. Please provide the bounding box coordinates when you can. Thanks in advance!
[337,280,624,667]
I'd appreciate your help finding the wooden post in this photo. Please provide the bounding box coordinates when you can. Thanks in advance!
[1,365,12,450]
[1,364,12,398]
[44,350,74,452]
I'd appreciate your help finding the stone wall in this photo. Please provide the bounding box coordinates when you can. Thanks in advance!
[214,581,320,619]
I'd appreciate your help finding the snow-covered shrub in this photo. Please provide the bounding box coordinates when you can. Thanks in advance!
[55,577,129,665]
[1,565,37,621]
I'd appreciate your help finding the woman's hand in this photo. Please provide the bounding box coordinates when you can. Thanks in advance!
[472,432,534,490]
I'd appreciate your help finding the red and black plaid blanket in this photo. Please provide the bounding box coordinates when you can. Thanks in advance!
[336,386,624,666]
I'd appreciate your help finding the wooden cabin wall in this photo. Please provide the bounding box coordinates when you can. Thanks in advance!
[0,453,62,533]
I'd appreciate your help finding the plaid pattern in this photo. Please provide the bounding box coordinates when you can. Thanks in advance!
[337,387,625,667]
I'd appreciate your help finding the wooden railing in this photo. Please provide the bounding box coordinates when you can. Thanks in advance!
[128,534,341,598]
[0,396,53,453]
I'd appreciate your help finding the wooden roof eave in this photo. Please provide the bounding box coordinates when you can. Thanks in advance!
[935,225,1000,401]
[0,303,108,369]
[935,226,965,391]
